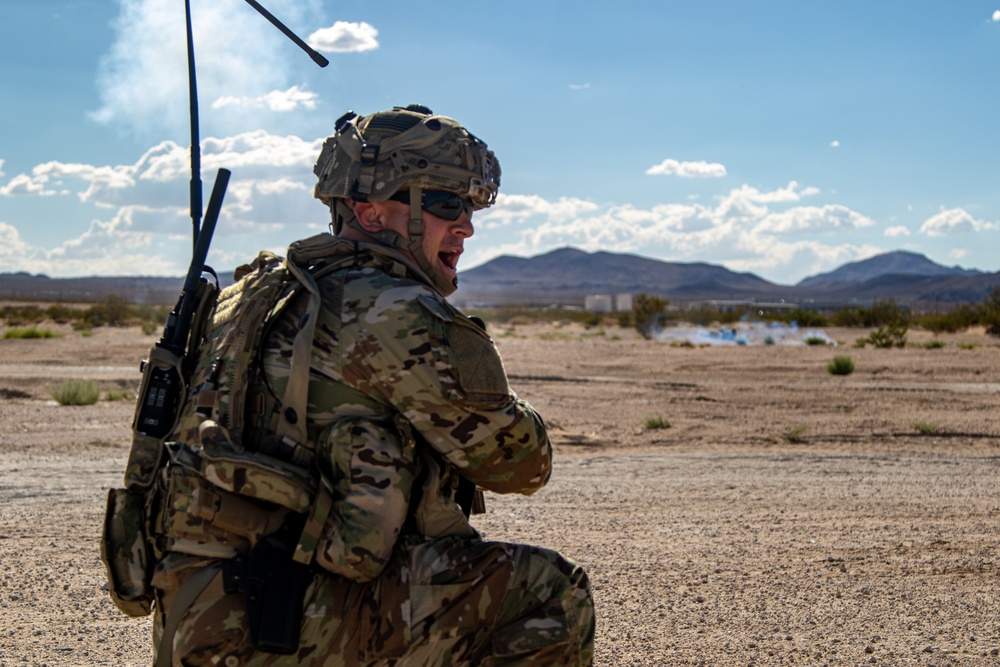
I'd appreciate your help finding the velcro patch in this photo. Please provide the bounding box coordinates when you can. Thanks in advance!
[445,318,510,404]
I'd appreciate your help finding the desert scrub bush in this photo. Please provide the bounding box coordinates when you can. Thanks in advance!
[4,327,59,339]
[923,340,947,349]
[784,425,809,444]
[632,293,669,340]
[827,354,855,375]
[785,308,827,327]
[867,322,908,348]
[913,421,939,435]
[916,304,979,334]
[643,416,672,430]
[805,336,829,346]
[852,338,867,348]
[494,328,525,339]
[536,332,573,341]
[44,303,82,324]
[958,342,978,350]
[51,379,100,406]
[1,305,46,326]
[105,388,132,401]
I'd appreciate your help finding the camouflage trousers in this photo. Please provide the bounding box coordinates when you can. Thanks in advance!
[153,534,595,666]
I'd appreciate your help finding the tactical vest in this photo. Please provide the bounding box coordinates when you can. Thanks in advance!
[102,234,355,617]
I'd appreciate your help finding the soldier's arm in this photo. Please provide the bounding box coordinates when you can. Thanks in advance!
[345,286,552,496]
[312,417,417,581]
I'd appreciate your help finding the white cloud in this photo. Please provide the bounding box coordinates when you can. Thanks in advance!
[91,0,323,138]
[0,222,31,261]
[646,158,727,178]
[308,21,379,53]
[919,207,996,236]
[0,159,5,177]
[213,86,318,112]
[476,194,599,229]
[884,225,910,237]
[462,181,882,284]
[754,205,875,234]
[0,211,179,277]
[0,129,329,276]
[830,140,840,148]
[568,83,591,90]
[992,10,1000,21]
[950,248,969,261]
[715,180,820,219]
[0,173,59,197]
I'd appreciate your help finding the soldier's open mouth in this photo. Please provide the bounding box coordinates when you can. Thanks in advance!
[439,250,461,272]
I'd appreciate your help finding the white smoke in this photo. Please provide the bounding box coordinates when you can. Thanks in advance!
[653,321,838,346]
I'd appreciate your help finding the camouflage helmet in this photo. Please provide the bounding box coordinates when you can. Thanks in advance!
[312,105,500,296]
[313,104,501,209]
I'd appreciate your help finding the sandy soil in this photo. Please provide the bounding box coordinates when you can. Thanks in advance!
[1,321,998,666]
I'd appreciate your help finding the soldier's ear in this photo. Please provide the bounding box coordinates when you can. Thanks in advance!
[350,201,384,233]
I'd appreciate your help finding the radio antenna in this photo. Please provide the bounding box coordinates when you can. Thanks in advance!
[184,0,329,249]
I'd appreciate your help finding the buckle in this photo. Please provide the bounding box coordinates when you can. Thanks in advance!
[359,144,379,167]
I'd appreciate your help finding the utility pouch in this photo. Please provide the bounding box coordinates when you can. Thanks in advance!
[223,519,312,654]
[100,488,154,617]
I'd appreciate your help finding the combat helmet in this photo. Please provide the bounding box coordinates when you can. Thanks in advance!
[313,104,501,294]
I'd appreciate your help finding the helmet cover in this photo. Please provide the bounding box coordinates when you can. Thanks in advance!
[313,105,501,209]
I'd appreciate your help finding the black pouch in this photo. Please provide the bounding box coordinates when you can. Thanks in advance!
[223,519,312,654]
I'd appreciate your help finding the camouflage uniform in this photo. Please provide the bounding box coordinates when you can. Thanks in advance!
[151,239,595,665]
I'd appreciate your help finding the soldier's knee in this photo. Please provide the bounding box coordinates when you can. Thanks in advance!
[496,546,594,662]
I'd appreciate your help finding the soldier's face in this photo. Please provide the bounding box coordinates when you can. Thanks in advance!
[381,201,475,284]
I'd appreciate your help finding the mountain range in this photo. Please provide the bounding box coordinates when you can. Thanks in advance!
[453,248,1000,309]
[2,249,998,309]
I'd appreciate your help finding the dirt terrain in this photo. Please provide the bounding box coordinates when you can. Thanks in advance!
[1,321,998,666]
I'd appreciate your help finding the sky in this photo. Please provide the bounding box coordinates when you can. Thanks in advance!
[4,1,1000,286]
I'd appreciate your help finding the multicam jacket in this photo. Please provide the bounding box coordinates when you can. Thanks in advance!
[254,237,552,582]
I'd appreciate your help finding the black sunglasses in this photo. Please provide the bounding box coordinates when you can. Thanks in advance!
[388,189,473,221]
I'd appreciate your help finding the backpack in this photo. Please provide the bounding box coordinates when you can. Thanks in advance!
[101,234,347,616]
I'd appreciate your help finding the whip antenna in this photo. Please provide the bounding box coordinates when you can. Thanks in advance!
[184,0,329,249]
[243,0,330,68]
[184,0,202,250]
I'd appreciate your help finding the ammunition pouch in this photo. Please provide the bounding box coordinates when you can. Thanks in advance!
[155,462,294,559]
[100,487,155,617]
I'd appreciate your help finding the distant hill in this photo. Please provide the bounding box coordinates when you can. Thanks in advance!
[456,247,793,304]
[455,247,1000,308]
[0,273,187,303]
[797,250,982,288]
[3,247,999,308]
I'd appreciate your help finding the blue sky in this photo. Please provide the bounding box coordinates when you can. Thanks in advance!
[3,1,1000,285]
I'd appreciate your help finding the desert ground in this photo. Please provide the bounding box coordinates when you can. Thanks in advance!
[1,319,998,666]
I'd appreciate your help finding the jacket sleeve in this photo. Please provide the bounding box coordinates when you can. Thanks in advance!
[312,417,417,581]
[342,285,552,496]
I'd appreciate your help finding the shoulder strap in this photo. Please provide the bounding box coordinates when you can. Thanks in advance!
[273,234,361,448]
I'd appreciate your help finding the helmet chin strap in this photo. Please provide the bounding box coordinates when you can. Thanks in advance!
[332,189,458,296]
[405,185,459,296]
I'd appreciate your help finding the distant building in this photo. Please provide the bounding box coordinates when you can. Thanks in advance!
[615,293,632,312]
[584,294,613,312]
[584,293,634,313]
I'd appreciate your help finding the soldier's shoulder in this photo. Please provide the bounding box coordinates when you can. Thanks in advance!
[337,272,452,327]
